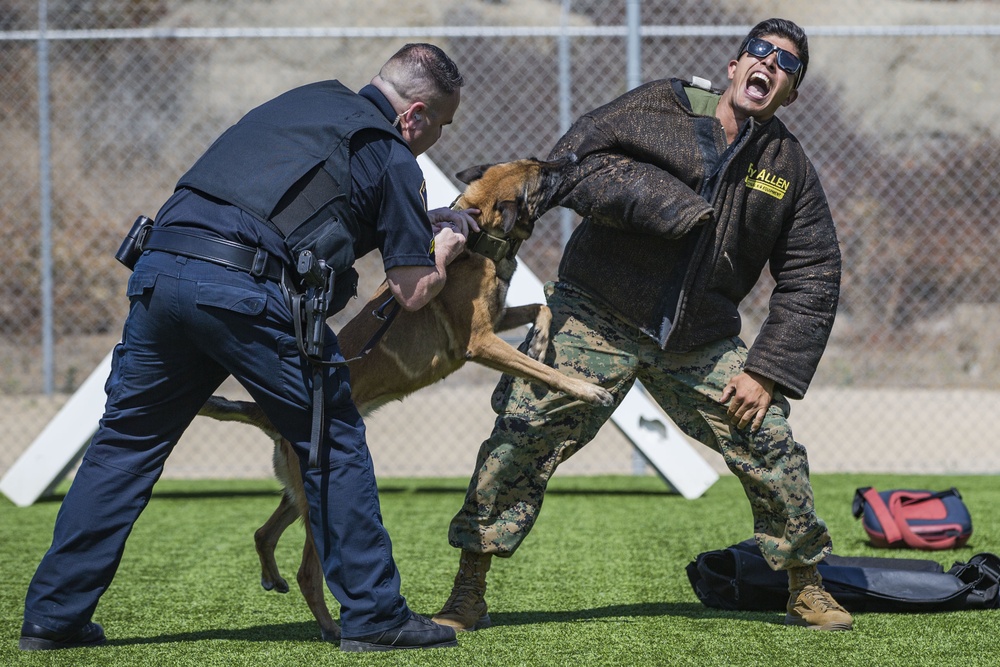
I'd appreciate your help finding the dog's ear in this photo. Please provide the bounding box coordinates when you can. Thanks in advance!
[548,152,578,169]
[498,200,521,235]
[537,153,578,170]
[455,163,497,185]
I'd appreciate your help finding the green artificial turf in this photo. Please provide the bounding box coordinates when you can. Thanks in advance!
[2,473,998,666]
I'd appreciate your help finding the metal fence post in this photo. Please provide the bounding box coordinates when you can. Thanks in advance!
[626,0,647,476]
[558,0,574,249]
[626,0,641,91]
[36,0,54,395]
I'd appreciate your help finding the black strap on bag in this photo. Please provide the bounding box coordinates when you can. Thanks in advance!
[686,539,1000,613]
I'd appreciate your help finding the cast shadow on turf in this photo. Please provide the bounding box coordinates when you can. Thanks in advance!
[96,604,784,646]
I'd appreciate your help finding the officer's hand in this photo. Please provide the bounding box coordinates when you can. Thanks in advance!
[719,371,774,432]
[432,227,468,266]
[429,207,480,237]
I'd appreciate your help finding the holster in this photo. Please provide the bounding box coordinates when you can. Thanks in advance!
[115,215,153,270]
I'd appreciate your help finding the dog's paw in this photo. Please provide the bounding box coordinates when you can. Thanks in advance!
[591,386,614,407]
[262,575,290,594]
[571,381,614,407]
[320,623,342,643]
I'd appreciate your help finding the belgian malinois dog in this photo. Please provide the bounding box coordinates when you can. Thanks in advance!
[199,155,612,641]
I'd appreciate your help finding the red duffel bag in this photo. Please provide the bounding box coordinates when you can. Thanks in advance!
[852,487,973,550]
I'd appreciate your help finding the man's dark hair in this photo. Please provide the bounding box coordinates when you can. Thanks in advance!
[388,42,464,95]
[737,18,809,88]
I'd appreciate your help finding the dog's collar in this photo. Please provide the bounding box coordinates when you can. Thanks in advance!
[466,229,522,263]
[449,196,522,262]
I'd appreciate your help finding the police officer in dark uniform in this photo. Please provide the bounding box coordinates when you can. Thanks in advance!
[20,43,479,653]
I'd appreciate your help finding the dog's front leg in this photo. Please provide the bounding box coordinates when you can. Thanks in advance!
[468,332,613,407]
[495,304,551,359]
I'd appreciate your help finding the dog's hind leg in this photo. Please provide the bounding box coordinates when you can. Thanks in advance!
[200,398,298,594]
[299,520,340,642]
[199,396,339,639]
[255,493,298,594]
[251,433,304,596]
[276,438,341,641]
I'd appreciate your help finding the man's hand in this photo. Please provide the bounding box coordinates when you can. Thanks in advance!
[719,371,775,432]
[431,227,468,266]
[429,206,480,237]
[384,208,482,311]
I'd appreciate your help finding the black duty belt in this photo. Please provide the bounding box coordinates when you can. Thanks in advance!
[142,227,284,282]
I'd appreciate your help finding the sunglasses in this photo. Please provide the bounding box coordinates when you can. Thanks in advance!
[741,37,803,87]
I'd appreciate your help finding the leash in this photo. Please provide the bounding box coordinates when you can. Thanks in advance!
[290,294,401,369]
[287,282,401,468]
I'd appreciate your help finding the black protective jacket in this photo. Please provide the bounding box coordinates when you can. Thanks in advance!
[551,78,840,399]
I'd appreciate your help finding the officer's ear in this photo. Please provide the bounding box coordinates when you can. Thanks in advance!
[406,102,427,125]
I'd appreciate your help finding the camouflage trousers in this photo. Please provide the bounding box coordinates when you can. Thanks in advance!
[448,282,832,571]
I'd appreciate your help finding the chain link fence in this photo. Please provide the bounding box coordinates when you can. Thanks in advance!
[2,0,999,485]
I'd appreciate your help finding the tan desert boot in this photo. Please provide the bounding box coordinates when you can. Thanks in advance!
[785,565,854,631]
[432,551,492,631]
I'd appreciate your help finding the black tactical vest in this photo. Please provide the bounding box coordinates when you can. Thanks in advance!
[176,80,407,275]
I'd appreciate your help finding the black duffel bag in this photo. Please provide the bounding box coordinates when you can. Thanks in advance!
[686,539,1000,613]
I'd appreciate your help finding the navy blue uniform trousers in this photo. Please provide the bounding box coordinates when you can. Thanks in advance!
[23,251,409,637]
